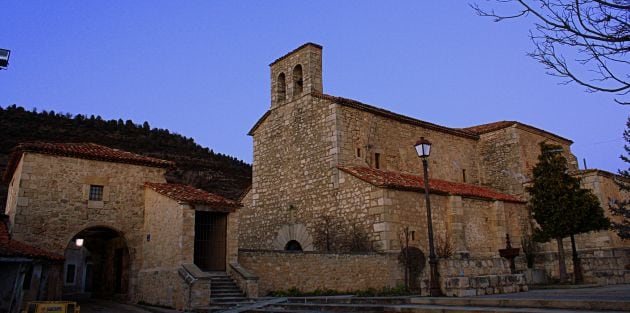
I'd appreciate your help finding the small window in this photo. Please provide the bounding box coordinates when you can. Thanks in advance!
[411,231,416,241]
[357,148,361,158]
[374,153,381,169]
[462,169,467,183]
[284,240,303,251]
[89,185,103,201]
[65,264,76,284]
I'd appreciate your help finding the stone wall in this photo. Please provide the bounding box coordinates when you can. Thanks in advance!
[477,125,575,197]
[336,104,480,185]
[241,95,338,250]
[5,152,167,298]
[238,250,403,296]
[532,248,630,284]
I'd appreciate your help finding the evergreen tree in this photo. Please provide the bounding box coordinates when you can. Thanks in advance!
[527,142,609,283]
[611,118,630,240]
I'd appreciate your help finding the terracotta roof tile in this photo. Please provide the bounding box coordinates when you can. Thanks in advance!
[0,215,64,261]
[338,166,524,203]
[3,142,174,183]
[145,182,241,211]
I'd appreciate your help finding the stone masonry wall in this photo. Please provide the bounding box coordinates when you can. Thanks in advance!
[139,190,193,310]
[6,152,166,298]
[238,250,403,295]
[336,105,480,184]
[477,126,574,197]
[240,95,338,250]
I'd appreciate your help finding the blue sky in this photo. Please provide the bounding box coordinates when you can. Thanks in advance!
[0,1,627,172]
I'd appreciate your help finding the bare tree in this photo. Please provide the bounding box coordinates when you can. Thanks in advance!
[472,0,630,104]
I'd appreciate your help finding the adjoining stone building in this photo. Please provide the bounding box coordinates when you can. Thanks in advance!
[2,142,243,310]
[238,43,629,295]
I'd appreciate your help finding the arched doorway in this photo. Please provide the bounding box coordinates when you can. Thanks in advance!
[63,226,130,299]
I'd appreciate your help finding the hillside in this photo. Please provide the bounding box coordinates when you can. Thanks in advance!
[0,105,251,208]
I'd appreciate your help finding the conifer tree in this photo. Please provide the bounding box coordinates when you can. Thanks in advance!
[527,142,609,283]
[611,118,630,240]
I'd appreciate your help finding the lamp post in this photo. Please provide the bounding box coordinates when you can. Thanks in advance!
[414,137,442,297]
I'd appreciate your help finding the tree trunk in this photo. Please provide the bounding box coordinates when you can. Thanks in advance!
[570,234,583,284]
[556,237,567,283]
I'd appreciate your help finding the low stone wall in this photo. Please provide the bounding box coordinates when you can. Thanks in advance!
[239,249,528,297]
[532,247,630,284]
[238,249,403,295]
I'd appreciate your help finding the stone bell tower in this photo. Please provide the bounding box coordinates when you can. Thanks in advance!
[269,43,323,109]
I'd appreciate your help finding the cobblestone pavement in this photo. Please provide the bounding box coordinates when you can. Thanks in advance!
[474,284,630,302]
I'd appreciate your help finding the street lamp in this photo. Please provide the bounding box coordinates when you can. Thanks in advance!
[0,49,10,70]
[414,137,442,297]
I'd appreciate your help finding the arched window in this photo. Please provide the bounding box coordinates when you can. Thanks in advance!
[292,64,303,96]
[284,240,303,251]
[277,72,286,101]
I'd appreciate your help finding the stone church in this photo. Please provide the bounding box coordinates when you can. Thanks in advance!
[237,43,629,295]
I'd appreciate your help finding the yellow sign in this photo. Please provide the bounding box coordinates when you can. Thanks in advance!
[22,301,80,313]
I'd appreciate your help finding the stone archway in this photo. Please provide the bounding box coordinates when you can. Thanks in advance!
[272,224,314,251]
[63,226,130,299]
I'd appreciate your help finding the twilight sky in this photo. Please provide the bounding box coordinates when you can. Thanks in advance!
[0,1,627,172]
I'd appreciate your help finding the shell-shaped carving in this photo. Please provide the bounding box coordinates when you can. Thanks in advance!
[272,223,314,251]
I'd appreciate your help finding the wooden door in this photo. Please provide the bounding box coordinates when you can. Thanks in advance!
[194,212,227,271]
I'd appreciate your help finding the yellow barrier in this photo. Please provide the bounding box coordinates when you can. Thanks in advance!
[22,301,80,313]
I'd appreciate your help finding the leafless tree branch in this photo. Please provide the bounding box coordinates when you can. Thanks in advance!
[473,0,630,104]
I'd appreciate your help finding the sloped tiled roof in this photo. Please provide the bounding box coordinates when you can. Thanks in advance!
[338,166,524,203]
[248,92,480,139]
[0,215,64,261]
[462,121,572,144]
[3,142,174,183]
[269,42,323,66]
[145,182,241,210]
[462,121,517,135]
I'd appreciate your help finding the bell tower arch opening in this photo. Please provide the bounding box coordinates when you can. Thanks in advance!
[269,42,323,109]
[63,226,130,299]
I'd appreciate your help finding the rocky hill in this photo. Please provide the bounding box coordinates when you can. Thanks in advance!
[0,105,251,208]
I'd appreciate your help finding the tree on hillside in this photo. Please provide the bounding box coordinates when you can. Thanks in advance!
[527,142,610,283]
[472,0,630,104]
[610,117,630,239]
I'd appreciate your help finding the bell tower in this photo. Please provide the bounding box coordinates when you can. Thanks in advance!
[269,43,323,109]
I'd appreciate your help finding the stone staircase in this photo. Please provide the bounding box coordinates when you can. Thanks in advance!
[197,272,252,312]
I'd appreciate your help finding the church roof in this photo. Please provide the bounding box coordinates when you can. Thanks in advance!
[462,121,572,144]
[0,215,64,261]
[248,92,479,139]
[338,166,525,203]
[145,182,241,210]
[3,142,174,183]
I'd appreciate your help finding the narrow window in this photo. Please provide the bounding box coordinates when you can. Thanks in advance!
[65,264,76,284]
[89,185,103,201]
[293,64,303,96]
[284,240,303,251]
[277,72,286,101]
[374,153,381,169]
[411,231,416,241]
[462,169,467,183]
[357,148,361,158]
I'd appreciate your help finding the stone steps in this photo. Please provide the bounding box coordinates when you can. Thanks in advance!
[205,272,251,311]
